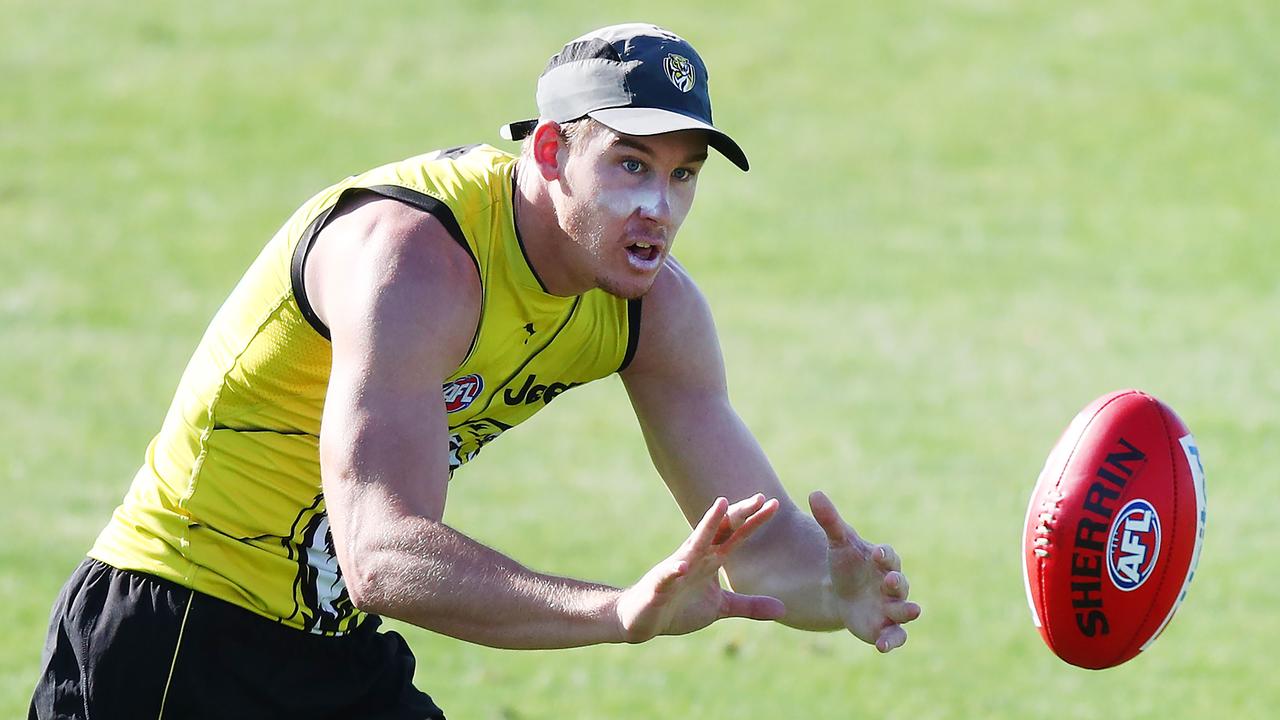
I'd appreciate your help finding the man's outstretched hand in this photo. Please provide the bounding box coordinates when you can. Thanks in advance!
[615,495,786,643]
[809,490,922,652]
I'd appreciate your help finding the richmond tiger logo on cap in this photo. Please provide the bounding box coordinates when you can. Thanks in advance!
[663,53,695,93]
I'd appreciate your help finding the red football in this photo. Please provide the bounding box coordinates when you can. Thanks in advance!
[1022,389,1207,669]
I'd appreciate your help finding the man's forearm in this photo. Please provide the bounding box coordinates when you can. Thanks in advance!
[722,507,844,632]
[347,516,627,649]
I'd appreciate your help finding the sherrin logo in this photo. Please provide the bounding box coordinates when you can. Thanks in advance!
[663,53,695,93]
[442,374,484,414]
[1107,498,1161,591]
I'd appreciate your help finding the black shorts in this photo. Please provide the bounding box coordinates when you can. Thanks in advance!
[29,559,446,720]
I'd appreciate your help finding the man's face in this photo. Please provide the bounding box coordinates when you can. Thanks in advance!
[554,124,709,299]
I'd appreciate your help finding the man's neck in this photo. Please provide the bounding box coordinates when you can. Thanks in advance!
[513,158,589,297]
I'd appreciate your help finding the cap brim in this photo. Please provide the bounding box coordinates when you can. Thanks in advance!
[499,119,538,141]
[588,107,750,172]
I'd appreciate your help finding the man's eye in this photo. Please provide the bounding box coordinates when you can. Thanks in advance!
[673,168,696,182]
[622,159,644,174]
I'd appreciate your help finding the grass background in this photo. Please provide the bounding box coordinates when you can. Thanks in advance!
[3,0,1277,717]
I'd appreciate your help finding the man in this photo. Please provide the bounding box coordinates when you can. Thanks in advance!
[31,23,920,719]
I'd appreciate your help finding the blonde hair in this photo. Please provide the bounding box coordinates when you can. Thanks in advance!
[519,117,603,159]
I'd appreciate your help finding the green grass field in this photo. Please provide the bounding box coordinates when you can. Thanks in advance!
[4,1,1277,717]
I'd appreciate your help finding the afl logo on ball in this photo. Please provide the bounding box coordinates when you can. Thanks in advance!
[442,374,484,414]
[663,53,696,93]
[1108,499,1161,591]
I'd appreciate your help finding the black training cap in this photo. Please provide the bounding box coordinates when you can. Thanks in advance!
[499,23,749,171]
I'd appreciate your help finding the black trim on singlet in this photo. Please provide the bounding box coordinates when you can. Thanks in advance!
[510,170,551,293]
[364,184,477,271]
[617,298,643,373]
[210,424,309,436]
[290,196,346,340]
[289,184,480,340]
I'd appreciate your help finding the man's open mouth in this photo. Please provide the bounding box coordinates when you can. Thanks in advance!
[626,242,660,262]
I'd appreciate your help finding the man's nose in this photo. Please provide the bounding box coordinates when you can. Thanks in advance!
[636,183,672,224]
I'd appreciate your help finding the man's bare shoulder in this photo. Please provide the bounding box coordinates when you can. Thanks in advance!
[305,194,481,368]
[623,256,720,381]
[641,256,707,322]
[311,195,478,292]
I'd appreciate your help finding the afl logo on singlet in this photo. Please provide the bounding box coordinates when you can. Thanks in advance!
[1107,498,1161,591]
[442,374,484,414]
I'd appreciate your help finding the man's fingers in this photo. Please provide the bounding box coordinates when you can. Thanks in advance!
[876,624,908,653]
[718,498,780,555]
[808,490,858,548]
[688,497,729,553]
[709,494,768,547]
[887,600,922,625]
[720,591,786,622]
[711,516,733,545]
[651,560,689,594]
[725,493,765,528]
[875,544,902,572]
[884,570,909,599]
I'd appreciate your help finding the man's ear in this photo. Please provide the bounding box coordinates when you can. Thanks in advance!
[531,121,566,181]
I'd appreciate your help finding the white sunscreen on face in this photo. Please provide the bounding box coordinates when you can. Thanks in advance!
[600,186,659,216]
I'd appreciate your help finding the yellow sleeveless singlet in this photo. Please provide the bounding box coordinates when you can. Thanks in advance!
[88,144,639,635]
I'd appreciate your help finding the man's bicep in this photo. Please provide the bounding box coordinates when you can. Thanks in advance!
[312,203,479,525]
[321,338,452,523]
